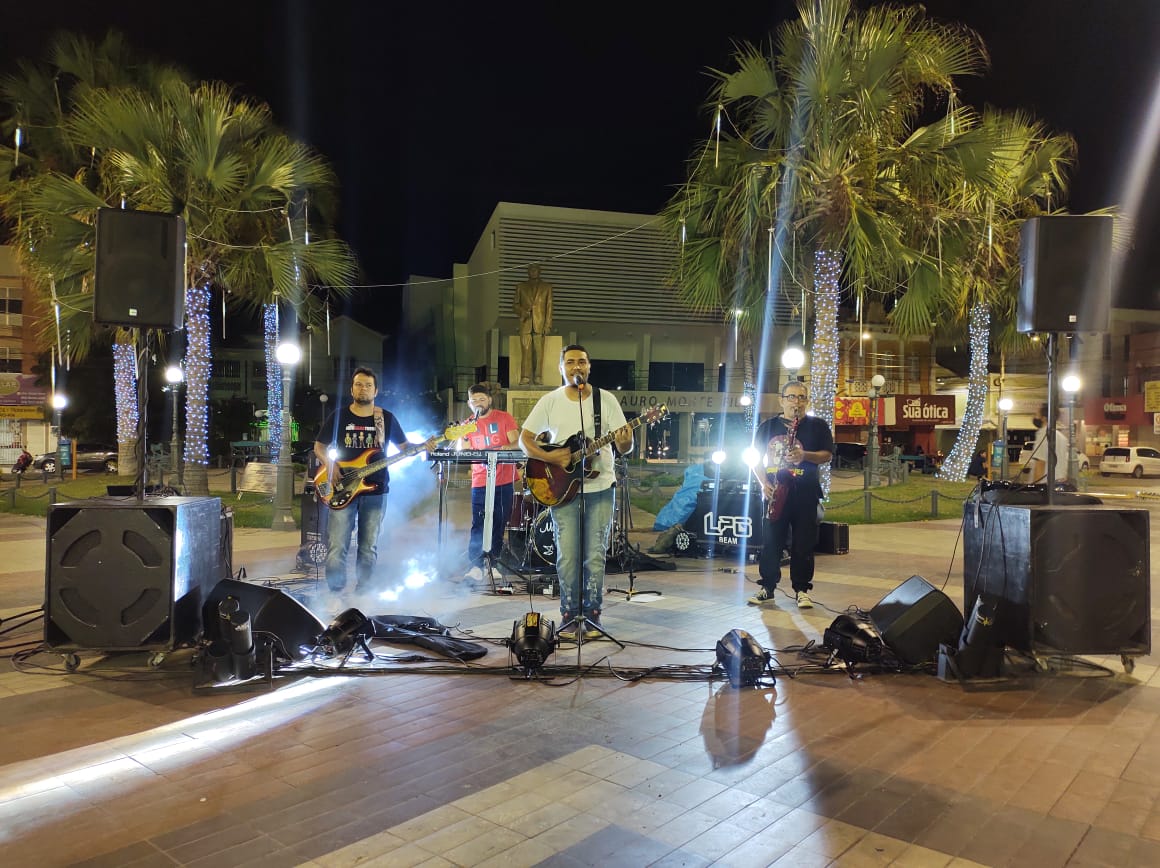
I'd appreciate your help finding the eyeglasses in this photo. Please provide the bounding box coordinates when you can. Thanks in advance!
[781,394,808,401]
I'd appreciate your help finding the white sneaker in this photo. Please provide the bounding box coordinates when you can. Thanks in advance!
[748,587,774,606]
[464,566,484,584]
[796,590,814,609]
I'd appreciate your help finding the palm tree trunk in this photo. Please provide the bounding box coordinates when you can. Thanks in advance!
[939,302,990,481]
[263,303,283,459]
[182,285,211,496]
[808,248,841,497]
[112,342,139,479]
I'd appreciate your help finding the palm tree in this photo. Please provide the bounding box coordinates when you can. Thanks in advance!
[666,0,991,492]
[10,76,358,494]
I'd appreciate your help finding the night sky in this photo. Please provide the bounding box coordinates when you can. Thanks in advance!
[6,1,1160,333]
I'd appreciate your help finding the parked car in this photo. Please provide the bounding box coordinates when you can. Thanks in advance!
[33,443,118,475]
[1099,446,1160,478]
[1014,440,1089,478]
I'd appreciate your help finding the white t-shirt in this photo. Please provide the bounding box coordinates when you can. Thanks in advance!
[522,386,628,492]
[1029,425,1070,483]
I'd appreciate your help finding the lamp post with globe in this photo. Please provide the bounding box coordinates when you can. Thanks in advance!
[1062,374,1081,484]
[781,346,805,388]
[998,397,1013,480]
[164,365,184,485]
[51,393,67,476]
[866,374,886,489]
[271,341,301,529]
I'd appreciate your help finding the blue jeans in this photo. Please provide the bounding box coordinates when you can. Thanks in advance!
[325,493,386,592]
[469,482,514,565]
[551,486,614,621]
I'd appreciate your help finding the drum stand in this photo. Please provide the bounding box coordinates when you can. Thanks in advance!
[607,455,663,601]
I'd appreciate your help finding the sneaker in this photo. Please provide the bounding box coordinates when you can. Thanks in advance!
[557,624,578,642]
[796,590,814,609]
[583,620,604,640]
[464,566,484,584]
[748,587,774,606]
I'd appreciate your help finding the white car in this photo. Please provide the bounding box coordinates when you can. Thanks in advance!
[1014,440,1089,478]
[1099,446,1160,478]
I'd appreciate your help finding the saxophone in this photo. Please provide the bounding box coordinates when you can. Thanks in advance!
[765,409,802,521]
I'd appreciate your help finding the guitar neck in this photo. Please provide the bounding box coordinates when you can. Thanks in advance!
[579,415,646,461]
[348,443,423,482]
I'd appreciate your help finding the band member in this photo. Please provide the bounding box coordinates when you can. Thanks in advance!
[749,381,833,609]
[459,383,520,582]
[520,345,633,640]
[314,367,409,595]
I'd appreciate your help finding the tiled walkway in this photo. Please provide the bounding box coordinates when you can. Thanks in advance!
[1,486,1157,867]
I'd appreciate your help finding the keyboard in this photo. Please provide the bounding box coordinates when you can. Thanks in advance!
[428,449,526,463]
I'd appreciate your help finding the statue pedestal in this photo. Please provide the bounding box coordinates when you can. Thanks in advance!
[508,335,562,387]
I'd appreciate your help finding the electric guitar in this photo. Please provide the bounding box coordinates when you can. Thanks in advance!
[315,421,475,510]
[764,414,801,522]
[525,405,667,508]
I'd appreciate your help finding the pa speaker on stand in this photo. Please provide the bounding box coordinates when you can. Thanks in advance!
[93,207,187,330]
[1017,215,1113,334]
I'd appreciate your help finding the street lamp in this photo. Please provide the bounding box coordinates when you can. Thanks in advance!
[997,397,1013,480]
[781,346,805,387]
[51,393,67,476]
[271,341,301,529]
[164,365,184,485]
[865,374,886,489]
[1062,374,1081,484]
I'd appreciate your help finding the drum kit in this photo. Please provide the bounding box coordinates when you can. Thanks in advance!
[505,484,625,571]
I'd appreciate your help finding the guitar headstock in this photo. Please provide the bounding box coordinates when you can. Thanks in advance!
[642,404,668,425]
[443,420,477,441]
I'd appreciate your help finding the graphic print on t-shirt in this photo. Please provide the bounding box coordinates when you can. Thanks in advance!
[344,421,379,452]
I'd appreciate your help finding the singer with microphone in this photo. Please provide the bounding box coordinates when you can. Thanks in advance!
[748,381,833,609]
[520,346,633,641]
[459,383,521,584]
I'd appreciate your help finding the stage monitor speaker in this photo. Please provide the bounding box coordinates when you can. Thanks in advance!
[94,207,186,330]
[203,578,325,661]
[963,503,1150,655]
[1017,215,1112,333]
[45,497,222,650]
[870,575,964,665]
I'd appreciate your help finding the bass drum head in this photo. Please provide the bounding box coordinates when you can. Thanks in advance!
[531,509,557,565]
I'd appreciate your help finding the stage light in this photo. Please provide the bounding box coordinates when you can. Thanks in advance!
[823,615,884,665]
[317,608,373,660]
[742,446,760,467]
[715,629,771,688]
[327,447,339,460]
[510,612,556,674]
[711,450,727,466]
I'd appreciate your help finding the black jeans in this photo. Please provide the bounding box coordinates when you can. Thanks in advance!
[757,486,819,593]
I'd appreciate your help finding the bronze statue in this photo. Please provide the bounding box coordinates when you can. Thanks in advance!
[513,263,553,385]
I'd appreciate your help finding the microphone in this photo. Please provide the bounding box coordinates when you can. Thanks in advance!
[571,374,586,387]
[473,406,483,419]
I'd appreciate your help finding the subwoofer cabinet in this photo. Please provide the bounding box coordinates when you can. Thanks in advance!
[45,497,223,652]
[962,502,1150,658]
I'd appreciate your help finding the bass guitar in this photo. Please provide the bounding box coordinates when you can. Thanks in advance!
[315,421,475,510]
[763,413,801,522]
[525,405,667,508]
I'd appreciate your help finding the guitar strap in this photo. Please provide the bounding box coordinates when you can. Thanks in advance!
[591,386,601,440]
[373,407,385,449]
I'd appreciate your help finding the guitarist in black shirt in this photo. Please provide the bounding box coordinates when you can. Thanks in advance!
[748,382,833,609]
[314,367,409,597]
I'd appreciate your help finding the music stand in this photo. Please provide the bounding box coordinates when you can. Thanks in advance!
[606,454,663,601]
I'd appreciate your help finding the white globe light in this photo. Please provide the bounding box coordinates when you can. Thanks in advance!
[781,347,805,370]
[998,397,1013,412]
[164,365,183,384]
[1061,375,1081,393]
[711,449,727,466]
[51,393,68,410]
[742,446,761,467]
[871,374,886,389]
[739,393,752,407]
[276,342,301,366]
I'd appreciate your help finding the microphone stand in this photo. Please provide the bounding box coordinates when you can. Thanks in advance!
[606,452,665,600]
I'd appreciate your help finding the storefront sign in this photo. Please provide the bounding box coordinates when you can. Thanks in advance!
[1145,381,1160,413]
[1083,394,1148,425]
[0,374,48,406]
[834,397,870,426]
[0,405,42,419]
[614,391,779,415]
[1103,401,1128,420]
[894,395,955,426]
